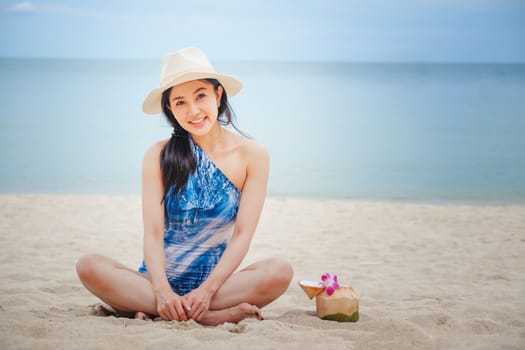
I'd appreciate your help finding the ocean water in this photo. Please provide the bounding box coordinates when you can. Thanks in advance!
[0,58,524,202]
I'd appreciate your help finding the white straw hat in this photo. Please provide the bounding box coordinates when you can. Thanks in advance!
[142,47,242,115]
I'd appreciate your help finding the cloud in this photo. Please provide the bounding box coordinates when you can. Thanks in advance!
[4,2,36,13]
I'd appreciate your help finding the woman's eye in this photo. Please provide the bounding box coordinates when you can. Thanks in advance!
[175,101,184,106]
[197,93,206,99]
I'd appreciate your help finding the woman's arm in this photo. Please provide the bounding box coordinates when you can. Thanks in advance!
[141,141,188,321]
[184,141,269,320]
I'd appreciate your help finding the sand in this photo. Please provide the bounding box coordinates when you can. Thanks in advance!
[1,194,524,349]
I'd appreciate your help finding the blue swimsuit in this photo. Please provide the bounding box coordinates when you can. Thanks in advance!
[138,138,240,296]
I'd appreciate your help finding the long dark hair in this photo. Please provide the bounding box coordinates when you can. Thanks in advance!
[159,78,243,203]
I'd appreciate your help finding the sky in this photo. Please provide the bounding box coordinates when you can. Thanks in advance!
[0,0,524,62]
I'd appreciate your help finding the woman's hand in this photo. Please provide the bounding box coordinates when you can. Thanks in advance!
[155,288,189,321]
[182,286,214,321]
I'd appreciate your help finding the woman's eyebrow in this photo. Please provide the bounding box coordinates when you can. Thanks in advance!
[193,87,206,95]
[171,87,207,101]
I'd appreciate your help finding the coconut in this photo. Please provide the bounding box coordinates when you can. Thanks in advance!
[299,280,359,322]
[316,286,359,322]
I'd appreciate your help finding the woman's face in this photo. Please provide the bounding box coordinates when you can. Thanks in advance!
[168,79,223,137]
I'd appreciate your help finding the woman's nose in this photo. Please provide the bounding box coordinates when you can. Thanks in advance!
[187,102,200,116]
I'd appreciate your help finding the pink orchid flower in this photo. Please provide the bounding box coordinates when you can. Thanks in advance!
[321,272,340,296]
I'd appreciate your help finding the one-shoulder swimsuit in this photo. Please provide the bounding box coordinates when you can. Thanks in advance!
[138,138,240,296]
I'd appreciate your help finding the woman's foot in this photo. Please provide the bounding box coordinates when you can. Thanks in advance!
[134,311,152,321]
[197,303,263,326]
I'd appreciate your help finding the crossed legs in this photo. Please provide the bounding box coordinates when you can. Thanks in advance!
[76,254,293,325]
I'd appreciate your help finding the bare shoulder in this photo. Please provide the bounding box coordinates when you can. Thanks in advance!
[143,139,168,170]
[144,139,168,161]
[238,137,269,165]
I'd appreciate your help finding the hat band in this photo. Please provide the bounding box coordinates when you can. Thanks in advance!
[160,67,215,86]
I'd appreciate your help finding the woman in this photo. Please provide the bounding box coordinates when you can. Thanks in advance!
[76,47,293,325]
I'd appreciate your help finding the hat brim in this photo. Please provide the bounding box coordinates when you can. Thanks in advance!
[142,72,242,115]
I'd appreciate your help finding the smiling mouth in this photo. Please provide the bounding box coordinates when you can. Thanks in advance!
[189,117,206,125]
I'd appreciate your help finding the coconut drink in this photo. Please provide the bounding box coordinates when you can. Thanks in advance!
[299,273,359,322]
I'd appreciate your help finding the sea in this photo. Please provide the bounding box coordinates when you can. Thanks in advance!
[1,58,524,203]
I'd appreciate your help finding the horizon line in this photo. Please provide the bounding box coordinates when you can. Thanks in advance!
[0,55,524,65]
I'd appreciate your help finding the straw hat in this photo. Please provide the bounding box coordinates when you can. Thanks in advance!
[142,47,242,115]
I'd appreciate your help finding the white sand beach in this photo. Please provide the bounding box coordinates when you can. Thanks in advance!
[1,195,524,349]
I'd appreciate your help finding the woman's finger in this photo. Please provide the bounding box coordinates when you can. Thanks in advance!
[186,304,197,320]
[187,305,196,319]
[174,300,187,321]
[181,299,193,318]
[159,309,170,321]
[166,303,179,321]
[195,301,209,320]
[195,308,205,321]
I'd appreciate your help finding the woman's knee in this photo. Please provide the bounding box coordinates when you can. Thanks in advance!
[76,253,104,285]
[265,257,294,289]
